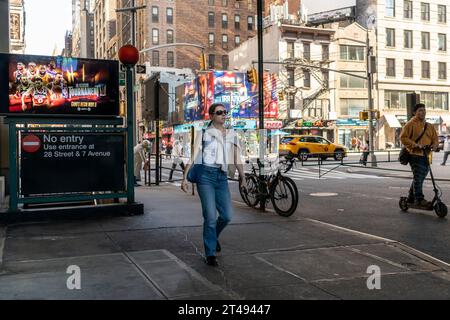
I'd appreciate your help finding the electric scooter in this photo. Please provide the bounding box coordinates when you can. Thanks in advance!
[399,145,448,218]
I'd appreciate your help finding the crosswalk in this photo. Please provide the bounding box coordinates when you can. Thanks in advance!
[143,163,383,186]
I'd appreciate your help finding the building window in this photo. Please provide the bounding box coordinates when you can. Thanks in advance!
[421,2,430,21]
[208,33,215,46]
[340,72,367,88]
[421,61,430,78]
[385,90,412,109]
[152,6,159,23]
[222,55,229,69]
[404,0,413,19]
[386,28,395,47]
[208,54,215,68]
[303,69,310,88]
[235,1,240,8]
[167,51,174,67]
[152,51,159,66]
[287,41,294,59]
[167,30,174,43]
[340,99,369,116]
[386,0,395,17]
[222,34,228,49]
[222,0,227,6]
[386,58,396,77]
[404,60,413,78]
[438,5,447,23]
[152,28,159,45]
[421,92,448,110]
[287,69,295,86]
[248,0,253,10]
[303,42,310,60]
[234,14,240,29]
[404,30,413,48]
[438,34,447,51]
[438,62,447,80]
[340,45,365,61]
[322,44,329,61]
[421,32,430,50]
[247,16,254,31]
[208,12,215,27]
[167,8,173,24]
[222,14,228,28]
[235,35,240,46]
[208,0,214,5]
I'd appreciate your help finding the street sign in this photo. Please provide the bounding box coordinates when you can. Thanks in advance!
[119,72,126,86]
[136,64,146,74]
[22,134,41,153]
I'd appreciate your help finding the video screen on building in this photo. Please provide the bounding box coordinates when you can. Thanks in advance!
[0,53,120,117]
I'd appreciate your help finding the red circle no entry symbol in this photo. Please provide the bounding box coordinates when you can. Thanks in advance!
[22,134,41,153]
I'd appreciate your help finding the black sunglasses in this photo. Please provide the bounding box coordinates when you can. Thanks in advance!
[213,110,228,116]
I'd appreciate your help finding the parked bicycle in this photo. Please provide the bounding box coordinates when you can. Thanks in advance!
[239,158,299,217]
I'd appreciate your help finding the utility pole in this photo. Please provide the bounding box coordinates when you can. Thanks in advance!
[116,1,147,146]
[256,0,266,212]
[366,26,377,167]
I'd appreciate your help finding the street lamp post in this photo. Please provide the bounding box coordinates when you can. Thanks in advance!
[365,17,377,167]
[256,0,266,211]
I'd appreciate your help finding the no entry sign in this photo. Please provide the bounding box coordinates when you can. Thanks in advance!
[22,134,41,153]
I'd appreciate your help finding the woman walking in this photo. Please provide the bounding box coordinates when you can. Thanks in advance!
[181,103,245,266]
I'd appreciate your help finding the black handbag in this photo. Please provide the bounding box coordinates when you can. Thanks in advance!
[187,129,205,183]
[399,123,427,165]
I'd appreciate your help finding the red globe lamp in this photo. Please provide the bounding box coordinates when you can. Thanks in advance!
[118,45,139,66]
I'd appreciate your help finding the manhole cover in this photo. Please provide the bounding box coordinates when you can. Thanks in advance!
[309,192,339,197]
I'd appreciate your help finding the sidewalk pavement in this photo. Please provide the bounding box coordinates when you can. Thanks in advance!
[0,184,450,300]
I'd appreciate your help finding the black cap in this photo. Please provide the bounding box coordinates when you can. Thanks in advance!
[413,103,425,113]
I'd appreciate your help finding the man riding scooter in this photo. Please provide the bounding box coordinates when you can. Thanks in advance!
[400,103,439,209]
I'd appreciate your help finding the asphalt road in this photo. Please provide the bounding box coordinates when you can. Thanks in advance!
[227,152,450,264]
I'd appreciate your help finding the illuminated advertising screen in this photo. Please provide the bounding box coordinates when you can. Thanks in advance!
[198,71,215,120]
[0,53,119,116]
[212,71,251,118]
[247,73,279,118]
[183,78,201,121]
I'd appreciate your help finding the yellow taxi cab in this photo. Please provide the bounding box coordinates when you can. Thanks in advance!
[279,135,348,161]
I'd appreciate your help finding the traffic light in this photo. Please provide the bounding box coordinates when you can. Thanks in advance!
[247,67,258,85]
[278,91,284,101]
[359,111,369,121]
[199,53,207,70]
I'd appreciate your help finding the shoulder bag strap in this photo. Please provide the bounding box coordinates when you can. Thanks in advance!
[415,123,428,143]
[201,129,205,164]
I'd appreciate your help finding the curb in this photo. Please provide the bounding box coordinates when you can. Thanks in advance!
[0,225,5,269]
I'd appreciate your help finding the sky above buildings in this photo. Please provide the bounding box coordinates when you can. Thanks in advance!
[24,0,72,56]
[302,0,356,14]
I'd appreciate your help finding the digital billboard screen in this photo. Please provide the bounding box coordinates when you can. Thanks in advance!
[0,53,120,117]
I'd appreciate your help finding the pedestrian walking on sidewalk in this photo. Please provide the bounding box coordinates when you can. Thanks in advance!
[441,135,450,166]
[400,103,439,208]
[360,140,369,166]
[181,103,246,267]
[134,140,150,186]
[169,136,185,181]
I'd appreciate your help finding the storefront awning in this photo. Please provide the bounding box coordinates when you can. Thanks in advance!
[441,115,450,125]
[383,114,402,128]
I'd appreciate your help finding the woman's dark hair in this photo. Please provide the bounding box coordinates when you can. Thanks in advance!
[208,103,226,126]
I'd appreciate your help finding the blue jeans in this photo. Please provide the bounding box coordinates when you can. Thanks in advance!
[196,165,233,257]
[409,155,430,201]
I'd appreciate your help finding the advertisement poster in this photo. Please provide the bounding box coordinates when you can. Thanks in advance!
[20,133,125,194]
[183,78,201,121]
[247,73,279,118]
[0,53,119,116]
[213,71,250,118]
[198,71,215,120]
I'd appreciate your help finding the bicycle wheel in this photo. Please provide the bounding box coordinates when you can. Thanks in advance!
[270,177,298,217]
[243,174,260,207]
